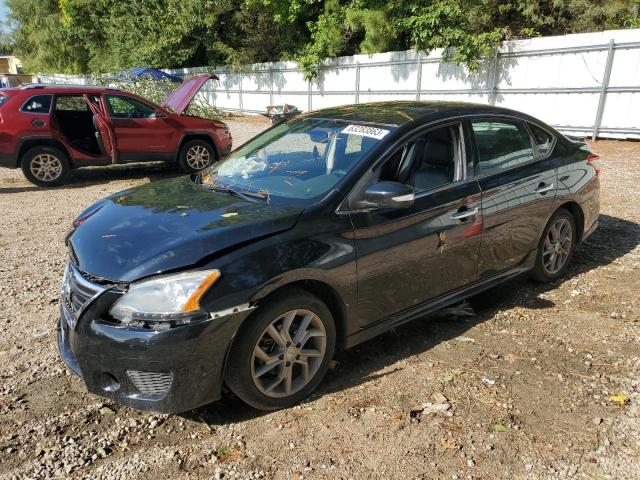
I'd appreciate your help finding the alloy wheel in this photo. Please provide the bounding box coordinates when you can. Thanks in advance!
[30,154,63,182]
[542,217,572,275]
[251,309,327,398]
[185,145,211,170]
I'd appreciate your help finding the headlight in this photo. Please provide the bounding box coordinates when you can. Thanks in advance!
[109,270,220,327]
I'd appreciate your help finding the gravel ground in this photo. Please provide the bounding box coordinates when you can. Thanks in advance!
[0,117,638,480]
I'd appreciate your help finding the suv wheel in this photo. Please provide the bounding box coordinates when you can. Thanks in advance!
[21,146,71,187]
[224,288,336,411]
[178,140,215,173]
[530,208,577,282]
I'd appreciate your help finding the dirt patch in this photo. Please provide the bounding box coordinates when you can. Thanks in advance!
[0,124,638,479]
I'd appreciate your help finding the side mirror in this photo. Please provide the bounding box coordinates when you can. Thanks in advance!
[155,110,167,119]
[364,181,415,209]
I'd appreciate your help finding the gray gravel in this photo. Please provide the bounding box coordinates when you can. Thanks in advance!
[0,122,638,479]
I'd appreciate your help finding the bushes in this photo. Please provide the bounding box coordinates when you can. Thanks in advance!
[91,74,225,120]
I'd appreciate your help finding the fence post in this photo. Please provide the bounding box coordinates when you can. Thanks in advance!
[239,75,244,112]
[308,74,313,112]
[355,62,361,104]
[269,64,274,107]
[592,39,616,140]
[489,51,500,106]
[415,57,423,101]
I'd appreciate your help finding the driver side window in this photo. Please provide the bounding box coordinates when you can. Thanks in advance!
[377,123,463,193]
[105,95,156,119]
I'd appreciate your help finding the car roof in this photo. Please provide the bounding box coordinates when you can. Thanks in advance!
[300,101,531,127]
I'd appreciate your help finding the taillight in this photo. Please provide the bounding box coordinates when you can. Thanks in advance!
[587,153,602,177]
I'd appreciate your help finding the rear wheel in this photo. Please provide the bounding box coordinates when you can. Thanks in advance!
[530,208,576,282]
[177,139,215,173]
[21,146,71,187]
[224,288,336,410]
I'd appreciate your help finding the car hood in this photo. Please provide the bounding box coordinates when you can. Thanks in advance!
[68,176,303,282]
[161,74,217,115]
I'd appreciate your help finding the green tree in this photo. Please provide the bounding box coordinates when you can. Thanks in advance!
[5,0,640,76]
[7,0,88,73]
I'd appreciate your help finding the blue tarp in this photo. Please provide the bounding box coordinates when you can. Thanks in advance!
[112,67,183,83]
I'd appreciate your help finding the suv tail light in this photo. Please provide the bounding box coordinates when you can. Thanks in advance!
[587,153,602,177]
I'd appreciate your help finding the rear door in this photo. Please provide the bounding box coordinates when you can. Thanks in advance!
[85,95,117,163]
[18,93,53,136]
[348,121,482,327]
[470,117,557,277]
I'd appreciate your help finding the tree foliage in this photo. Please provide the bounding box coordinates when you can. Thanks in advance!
[5,0,640,76]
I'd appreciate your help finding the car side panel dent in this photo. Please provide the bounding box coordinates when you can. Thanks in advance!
[199,214,358,337]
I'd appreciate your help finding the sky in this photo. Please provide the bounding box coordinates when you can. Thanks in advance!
[0,0,8,35]
[0,0,8,32]
[0,0,6,17]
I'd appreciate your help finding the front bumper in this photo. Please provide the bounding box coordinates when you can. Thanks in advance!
[57,290,252,413]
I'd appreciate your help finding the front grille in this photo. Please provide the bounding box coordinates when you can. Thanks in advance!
[61,261,105,329]
[127,370,173,396]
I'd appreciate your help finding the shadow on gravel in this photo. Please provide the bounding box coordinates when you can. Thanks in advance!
[185,213,640,426]
[0,162,178,194]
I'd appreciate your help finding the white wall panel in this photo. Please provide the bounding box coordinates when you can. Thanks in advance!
[40,29,640,138]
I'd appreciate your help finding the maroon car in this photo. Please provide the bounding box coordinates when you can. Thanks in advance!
[0,74,232,186]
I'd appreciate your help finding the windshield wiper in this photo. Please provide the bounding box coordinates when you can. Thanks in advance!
[205,184,269,203]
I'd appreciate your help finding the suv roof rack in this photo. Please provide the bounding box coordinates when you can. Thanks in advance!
[19,84,120,91]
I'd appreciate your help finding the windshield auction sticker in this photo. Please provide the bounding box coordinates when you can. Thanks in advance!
[341,124,390,140]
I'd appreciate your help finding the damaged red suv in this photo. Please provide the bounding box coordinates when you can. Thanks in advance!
[0,74,232,186]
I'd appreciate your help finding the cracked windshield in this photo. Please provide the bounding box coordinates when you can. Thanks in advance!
[200,118,392,202]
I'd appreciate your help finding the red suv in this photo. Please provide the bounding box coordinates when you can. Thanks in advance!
[0,74,232,186]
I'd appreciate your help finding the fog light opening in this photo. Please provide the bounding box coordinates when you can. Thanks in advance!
[100,373,121,392]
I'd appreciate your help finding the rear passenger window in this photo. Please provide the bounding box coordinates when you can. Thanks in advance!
[471,120,534,176]
[528,123,556,158]
[21,95,52,114]
[56,95,90,112]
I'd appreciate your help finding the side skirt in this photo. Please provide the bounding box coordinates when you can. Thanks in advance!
[344,249,537,349]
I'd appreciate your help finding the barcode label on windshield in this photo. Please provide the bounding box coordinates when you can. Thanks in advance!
[341,124,390,140]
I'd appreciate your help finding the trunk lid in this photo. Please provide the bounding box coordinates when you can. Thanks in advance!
[161,74,217,115]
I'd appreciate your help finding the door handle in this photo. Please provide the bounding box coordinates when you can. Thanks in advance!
[450,207,479,220]
[31,118,45,128]
[535,183,554,194]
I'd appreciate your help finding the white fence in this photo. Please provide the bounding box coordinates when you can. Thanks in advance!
[39,29,640,140]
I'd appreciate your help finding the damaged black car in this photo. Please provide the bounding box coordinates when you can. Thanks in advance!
[58,101,600,413]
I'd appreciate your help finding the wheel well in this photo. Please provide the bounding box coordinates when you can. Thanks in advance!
[17,139,70,167]
[179,134,218,160]
[258,280,348,350]
[558,201,585,243]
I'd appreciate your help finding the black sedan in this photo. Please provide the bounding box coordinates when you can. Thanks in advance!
[58,101,601,413]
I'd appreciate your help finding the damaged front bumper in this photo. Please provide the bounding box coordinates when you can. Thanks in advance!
[57,286,252,414]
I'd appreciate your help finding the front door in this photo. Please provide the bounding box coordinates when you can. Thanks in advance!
[469,118,557,277]
[103,94,175,160]
[348,122,482,327]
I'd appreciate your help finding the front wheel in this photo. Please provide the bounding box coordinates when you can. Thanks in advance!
[530,208,577,282]
[177,139,215,173]
[224,288,336,411]
[21,146,71,187]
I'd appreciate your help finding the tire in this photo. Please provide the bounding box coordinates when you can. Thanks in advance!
[177,139,216,173]
[224,288,336,411]
[530,208,577,282]
[21,146,71,187]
